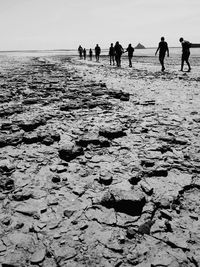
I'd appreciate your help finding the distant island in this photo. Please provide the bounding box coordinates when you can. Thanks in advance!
[135,43,145,49]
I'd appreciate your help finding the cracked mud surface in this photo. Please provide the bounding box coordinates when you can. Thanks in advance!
[0,54,200,266]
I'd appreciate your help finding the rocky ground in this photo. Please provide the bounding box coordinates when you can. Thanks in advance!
[0,54,200,266]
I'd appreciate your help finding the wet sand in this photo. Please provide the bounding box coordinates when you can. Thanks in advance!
[0,54,200,266]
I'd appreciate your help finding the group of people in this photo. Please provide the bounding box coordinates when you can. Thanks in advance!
[78,37,192,72]
[78,44,101,62]
[155,37,191,72]
[109,42,135,67]
[78,42,135,68]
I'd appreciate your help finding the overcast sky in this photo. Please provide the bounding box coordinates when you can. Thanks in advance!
[0,0,199,50]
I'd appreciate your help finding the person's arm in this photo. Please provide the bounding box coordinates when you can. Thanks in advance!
[155,46,159,55]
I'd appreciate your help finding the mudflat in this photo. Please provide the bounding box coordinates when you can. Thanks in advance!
[0,54,200,266]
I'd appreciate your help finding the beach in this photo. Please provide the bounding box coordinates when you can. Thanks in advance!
[0,52,200,266]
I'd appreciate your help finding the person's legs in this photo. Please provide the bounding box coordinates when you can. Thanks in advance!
[159,54,165,71]
[112,56,115,65]
[181,54,185,71]
[186,60,191,71]
[119,55,121,67]
[115,55,119,67]
[185,53,191,71]
[128,56,132,67]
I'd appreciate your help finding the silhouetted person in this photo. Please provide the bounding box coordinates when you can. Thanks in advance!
[155,37,169,71]
[114,41,124,67]
[179,37,191,72]
[78,45,83,59]
[83,48,86,60]
[109,43,115,65]
[125,44,135,67]
[95,44,101,62]
[89,49,93,60]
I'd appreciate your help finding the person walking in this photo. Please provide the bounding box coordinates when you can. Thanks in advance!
[95,44,101,62]
[114,41,124,67]
[89,49,93,60]
[83,48,86,60]
[155,37,169,71]
[109,43,115,65]
[78,45,83,59]
[125,44,135,67]
[179,37,191,72]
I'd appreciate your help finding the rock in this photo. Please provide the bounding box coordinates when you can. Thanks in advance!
[120,93,130,101]
[100,188,146,216]
[160,209,172,220]
[127,226,137,239]
[141,159,155,168]
[42,136,54,145]
[23,132,39,144]
[60,101,83,111]
[99,173,113,185]
[147,168,168,177]
[51,175,61,183]
[0,132,24,147]
[76,134,110,147]
[8,232,35,250]
[99,126,126,139]
[0,159,15,173]
[0,241,7,253]
[37,130,60,144]
[106,240,123,253]
[58,141,84,161]
[12,189,33,201]
[53,245,77,263]
[138,220,155,235]
[107,89,130,101]
[63,209,75,218]
[0,193,6,200]
[129,172,142,185]
[1,216,11,226]
[140,180,153,195]
[86,99,112,109]
[18,117,46,132]
[0,178,15,191]
[30,247,46,264]
[15,204,39,217]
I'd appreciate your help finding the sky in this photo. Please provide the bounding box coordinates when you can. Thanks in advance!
[0,0,199,50]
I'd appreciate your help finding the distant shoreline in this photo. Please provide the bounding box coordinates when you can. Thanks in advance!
[0,47,182,53]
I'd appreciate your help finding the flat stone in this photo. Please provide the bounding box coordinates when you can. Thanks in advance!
[76,134,110,147]
[15,204,39,217]
[99,126,126,139]
[53,245,77,261]
[30,247,46,264]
